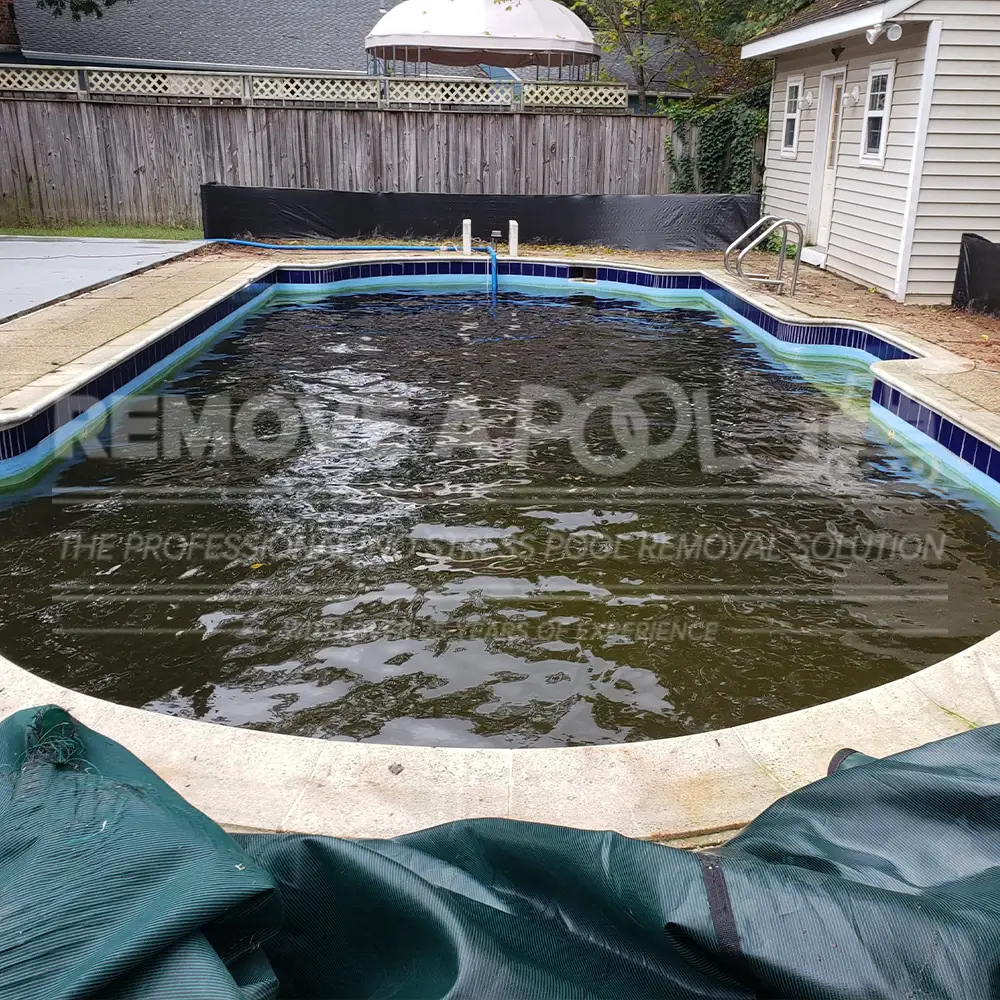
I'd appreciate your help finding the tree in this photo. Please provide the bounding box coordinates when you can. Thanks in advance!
[36,0,129,19]
[572,0,664,114]
[653,0,810,193]
[652,0,811,94]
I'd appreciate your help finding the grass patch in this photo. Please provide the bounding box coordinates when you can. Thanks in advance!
[0,222,202,241]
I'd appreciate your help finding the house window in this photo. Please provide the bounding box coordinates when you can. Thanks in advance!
[860,61,895,167]
[781,76,803,157]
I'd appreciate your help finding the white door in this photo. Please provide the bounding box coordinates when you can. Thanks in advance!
[815,77,844,249]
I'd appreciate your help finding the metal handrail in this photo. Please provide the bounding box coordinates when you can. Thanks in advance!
[725,216,804,295]
[724,216,779,277]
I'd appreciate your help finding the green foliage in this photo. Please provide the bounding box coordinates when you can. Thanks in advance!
[764,231,799,258]
[36,0,130,18]
[0,222,201,240]
[721,0,812,45]
[650,0,813,95]
[663,89,767,194]
[572,0,662,112]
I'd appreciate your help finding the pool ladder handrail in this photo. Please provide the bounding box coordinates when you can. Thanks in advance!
[724,216,804,296]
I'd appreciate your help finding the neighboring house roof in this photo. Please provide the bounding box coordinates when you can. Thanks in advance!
[12,0,712,94]
[12,0,391,73]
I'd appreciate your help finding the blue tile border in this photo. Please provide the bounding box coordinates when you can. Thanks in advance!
[0,275,276,471]
[871,376,1000,487]
[1,258,996,493]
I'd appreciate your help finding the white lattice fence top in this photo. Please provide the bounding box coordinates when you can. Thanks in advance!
[0,64,633,111]
[87,69,243,98]
[251,75,380,102]
[0,66,79,93]
[387,78,514,106]
[523,82,627,109]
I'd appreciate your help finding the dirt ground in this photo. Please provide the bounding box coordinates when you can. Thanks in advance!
[194,243,1000,368]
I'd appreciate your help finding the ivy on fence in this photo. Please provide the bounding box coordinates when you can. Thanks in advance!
[662,86,768,195]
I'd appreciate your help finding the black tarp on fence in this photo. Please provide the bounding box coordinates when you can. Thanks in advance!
[200,184,761,252]
[953,232,1000,317]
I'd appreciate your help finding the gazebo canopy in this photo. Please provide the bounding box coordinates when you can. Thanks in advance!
[364,0,601,68]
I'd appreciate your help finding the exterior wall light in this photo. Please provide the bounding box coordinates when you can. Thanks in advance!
[866,23,885,44]
[867,21,902,44]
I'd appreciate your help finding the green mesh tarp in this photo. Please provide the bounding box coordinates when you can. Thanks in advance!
[4,705,1000,999]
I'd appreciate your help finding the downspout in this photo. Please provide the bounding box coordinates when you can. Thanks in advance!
[894,19,942,303]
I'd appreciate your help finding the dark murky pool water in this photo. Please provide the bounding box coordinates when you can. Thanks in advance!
[2,291,999,746]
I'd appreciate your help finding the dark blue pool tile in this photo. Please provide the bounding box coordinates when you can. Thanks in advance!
[871,380,885,407]
[914,405,930,435]
[949,427,966,458]
[937,418,954,449]
[925,410,942,441]
[898,394,920,426]
[961,432,979,465]
[989,447,1000,483]
[975,441,993,474]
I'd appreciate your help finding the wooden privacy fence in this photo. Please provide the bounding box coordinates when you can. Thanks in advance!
[0,100,674,228]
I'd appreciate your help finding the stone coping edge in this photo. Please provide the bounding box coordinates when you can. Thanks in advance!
[0,628,995,840]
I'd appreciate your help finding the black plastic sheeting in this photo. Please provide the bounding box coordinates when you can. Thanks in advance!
[953,232,1000,317]
[200,184,761,252]
[9,703,1000,999]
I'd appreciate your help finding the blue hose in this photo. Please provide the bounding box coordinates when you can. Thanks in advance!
[483,244,499,305]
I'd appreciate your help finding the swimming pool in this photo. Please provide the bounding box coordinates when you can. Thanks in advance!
[2,269,999,748]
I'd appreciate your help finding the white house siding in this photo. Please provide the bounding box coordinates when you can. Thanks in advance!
[902,0,1000,302]
[763,49,821,228]
[764,30,928,296]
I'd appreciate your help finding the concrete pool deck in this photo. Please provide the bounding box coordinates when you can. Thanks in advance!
[0,236,205,324]
[2,245,1000,844]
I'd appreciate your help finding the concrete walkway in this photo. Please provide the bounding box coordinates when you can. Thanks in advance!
[0,236,204,322]
[0,254,254,397]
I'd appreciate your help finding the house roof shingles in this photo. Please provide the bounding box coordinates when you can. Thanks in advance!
[753,0,888,43]
[12,0,387,73]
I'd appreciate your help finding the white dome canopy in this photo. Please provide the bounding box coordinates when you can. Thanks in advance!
[365,0,600,68]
